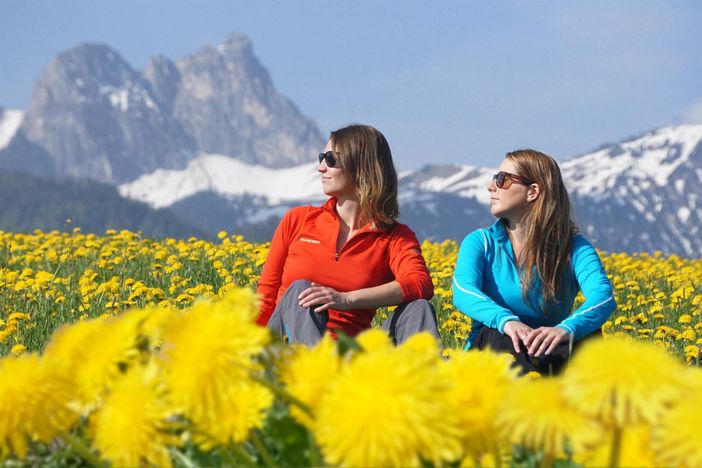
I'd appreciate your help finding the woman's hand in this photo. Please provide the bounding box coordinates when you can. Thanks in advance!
[298,282,351,312]
[524,327,570,357]
[503,320,534,354]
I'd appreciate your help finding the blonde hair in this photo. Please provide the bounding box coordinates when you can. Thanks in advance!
[330,125,399,228]
[506,149,577,311]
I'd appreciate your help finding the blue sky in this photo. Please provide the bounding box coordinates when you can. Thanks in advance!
[2,0,702,169]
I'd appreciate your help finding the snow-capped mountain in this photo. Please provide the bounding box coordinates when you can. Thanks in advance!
[115,122,702,255]
[0,108,23,150]
[0,34,324,184]
[3,33,701,256]
[397,124,702,256]
[118,154,324,208]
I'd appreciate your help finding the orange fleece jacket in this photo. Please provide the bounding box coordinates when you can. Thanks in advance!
[256,198,434,337]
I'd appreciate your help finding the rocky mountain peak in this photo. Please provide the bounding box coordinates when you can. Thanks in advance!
[217,33,254,57]
[2,33,324,183]
[16,42,195,184]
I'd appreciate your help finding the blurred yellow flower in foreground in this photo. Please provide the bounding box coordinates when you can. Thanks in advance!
[0,354,77,459]
[652,370,702,467]
[315,332,462,467]
[193,381,273,448]
[440,349,517,459]
[88,363,179,467]
[158,289,271,447]
[563,337,686,428]
[498,378,599,460]
[576,425,656,467]
[44,313,143,412]
[280,336,340,428]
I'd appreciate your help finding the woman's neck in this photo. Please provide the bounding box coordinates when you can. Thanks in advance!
[504,216,528,260]
[335,196,362,231]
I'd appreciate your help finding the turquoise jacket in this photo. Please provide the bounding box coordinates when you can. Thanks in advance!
[452,220,616,349]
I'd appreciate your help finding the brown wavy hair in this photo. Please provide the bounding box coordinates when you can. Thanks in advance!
[330,124,399,229]
[506,149,578,311]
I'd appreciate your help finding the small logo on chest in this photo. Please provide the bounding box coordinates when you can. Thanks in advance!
[299,237,321,244]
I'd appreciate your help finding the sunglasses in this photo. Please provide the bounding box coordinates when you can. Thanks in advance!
[318,151,339,168]
[492,171,534,189]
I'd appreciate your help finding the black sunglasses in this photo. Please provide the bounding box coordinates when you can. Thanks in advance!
[318,151,338,168]
[492,171,534,189]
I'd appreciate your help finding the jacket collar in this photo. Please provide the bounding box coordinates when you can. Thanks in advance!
[320,197,384,233]
[491,218,511,246]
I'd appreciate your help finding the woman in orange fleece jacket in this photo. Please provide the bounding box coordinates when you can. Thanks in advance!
[256,124,440,346]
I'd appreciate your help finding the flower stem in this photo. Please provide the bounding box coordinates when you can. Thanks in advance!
[250,429,276,468]
[308,430,322,467]
[225,442,257,468]
[57,430,106,468]
[250,374,313,417]
[169,448,197,468]
[608,426,623,468]
[541,453,554,468]
[493,445,502,468]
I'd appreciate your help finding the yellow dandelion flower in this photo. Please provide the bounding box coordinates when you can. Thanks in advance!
[314,332,462,467]
[651,369,702,466]
[681,328,696,341]
[684,344,701,362]
[44,312,143,411]
[356,328,393,352]
[139,305,180,350]
[679,314,693,324]
[193,381,273,449]
[0,354,78,459]
[440,350,517,458]
[280,335,340,428]
[576,425,656,467]
[563,337,686,428]
[10,344,25,356]
[158,290,270,446]
[497,378,600,460]
[89,363,179,467]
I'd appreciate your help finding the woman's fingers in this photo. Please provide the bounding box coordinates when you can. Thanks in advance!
[527,330,548,356]
[534,334,555,357]
[312,301,334,312]
[507,330,521,354]
[504,321,534,354]
[544,335,562,356]
[524,327,546,347]
[299,289,330,307]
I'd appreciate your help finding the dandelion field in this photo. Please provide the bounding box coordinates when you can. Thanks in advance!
[1,229,702,466]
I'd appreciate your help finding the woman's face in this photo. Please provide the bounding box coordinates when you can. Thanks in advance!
[487,158,535,220]
[318,139,355,199]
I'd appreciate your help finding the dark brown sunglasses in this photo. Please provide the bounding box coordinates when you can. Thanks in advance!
[492,171,534,189]
[318,151,338,168]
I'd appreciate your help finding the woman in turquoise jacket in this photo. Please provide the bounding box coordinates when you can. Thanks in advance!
[452,149,615,373]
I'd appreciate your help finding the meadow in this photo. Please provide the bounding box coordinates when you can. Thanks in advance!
[1,229,701,359]
[1,229,701,466]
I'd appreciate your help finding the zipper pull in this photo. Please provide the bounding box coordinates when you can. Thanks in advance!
[335,252,339,261]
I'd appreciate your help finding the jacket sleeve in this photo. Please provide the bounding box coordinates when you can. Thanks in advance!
[452,230,520,334]
[555,236,616,340]
[387,225,434,302]
[255,208,301,326]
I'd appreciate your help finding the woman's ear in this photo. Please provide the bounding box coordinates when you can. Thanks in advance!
[526,183,541,203]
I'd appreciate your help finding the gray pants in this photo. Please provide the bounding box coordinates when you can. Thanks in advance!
[266,279,442,347]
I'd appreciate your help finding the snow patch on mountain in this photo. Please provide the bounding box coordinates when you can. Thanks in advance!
[400,165,494,205]
[561,124,702,197]
[0,109,23,149]
[119,154,324,208]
